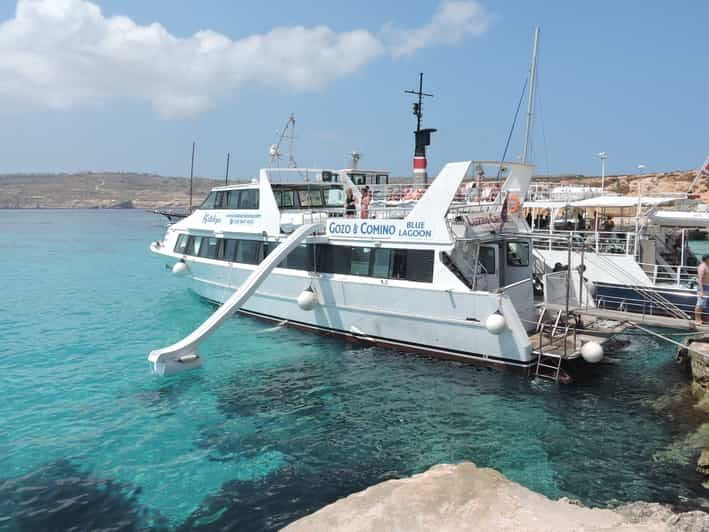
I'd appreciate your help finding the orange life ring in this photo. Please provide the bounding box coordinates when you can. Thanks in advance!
[508,193,522,213]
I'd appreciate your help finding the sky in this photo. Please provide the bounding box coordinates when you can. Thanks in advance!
[0,0,706,179]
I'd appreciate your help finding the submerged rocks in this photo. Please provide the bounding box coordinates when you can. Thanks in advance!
[283,462,709,532]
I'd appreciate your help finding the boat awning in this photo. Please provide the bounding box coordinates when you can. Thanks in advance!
[650,210,709,228]
[569,196,679,209]
[522,201,569,210]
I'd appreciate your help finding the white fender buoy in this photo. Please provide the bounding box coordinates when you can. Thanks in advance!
[581,341,604,363]
[297,287,318,311]
[172,261,189,276]
[485,312,506,335]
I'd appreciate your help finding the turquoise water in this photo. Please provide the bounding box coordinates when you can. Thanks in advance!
[1,210,707,531]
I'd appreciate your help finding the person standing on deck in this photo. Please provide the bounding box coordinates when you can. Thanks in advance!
[345,188,357,218]
[695,254,709,325]
[361,186,371,219]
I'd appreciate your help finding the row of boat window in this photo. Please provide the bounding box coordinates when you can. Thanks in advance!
[201,189,260,210]
[199,187,348,211]
[174,234,434,282]
[273,187,344,209]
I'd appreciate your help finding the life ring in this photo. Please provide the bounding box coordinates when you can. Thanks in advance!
[508,193,521,213]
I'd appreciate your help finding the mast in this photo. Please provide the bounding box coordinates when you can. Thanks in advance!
[405,73,436,184]
[189,141,195,212]
[522,26,540,163]
[224,152,230,186]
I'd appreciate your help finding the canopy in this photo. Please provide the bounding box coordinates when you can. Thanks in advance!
[569,196,679,209]
[522,200,570,210]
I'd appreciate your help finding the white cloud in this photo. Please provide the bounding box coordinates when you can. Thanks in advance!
[387,1,490,58]
[0,0,489,118]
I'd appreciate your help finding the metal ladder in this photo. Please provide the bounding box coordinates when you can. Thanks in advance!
[534,352,563,382]
[533,308,565,383]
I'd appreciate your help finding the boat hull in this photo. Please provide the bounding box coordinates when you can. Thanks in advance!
[167,255,536,371]
[593,281,705,319]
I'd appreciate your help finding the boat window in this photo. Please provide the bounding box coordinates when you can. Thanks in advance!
[404,249,435,282]
[325,188,345,208]
[174,234,189,254]
[199,237,220,259]
[350,247,372,276]
[238,189,259,209]
[390,249,434,282]
[223,239,238,262]
[236,240,261,264]
[376,174,389,185]
[506,241,529,267]
[227,191,240,209]
[370,248,392,278]
[281,244,315,270]
[214,191,227,209]
[297,189,323,208]
[274,189,295,209]
[200,192,217,210]
[350,173,366,185]
[186,235,203,256]
[315,244,351,274]
[479,246,496,274]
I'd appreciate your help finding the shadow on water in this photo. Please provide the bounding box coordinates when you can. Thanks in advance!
[178,459,402,531]
[0,460,168,532]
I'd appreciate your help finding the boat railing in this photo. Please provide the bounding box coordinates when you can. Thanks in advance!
[526,183,603,202]
[358,183,430,219]
[638,262,698,288]
[532,229,638,257]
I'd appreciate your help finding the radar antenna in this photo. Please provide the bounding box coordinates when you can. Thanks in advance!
[269,113,297,168]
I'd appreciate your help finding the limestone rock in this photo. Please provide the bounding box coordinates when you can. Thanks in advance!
[283,462,709,532]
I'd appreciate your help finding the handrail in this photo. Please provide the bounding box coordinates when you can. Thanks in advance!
[497,277,533,293]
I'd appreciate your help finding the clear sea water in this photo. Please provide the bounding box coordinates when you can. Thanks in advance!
[1,209,707,531]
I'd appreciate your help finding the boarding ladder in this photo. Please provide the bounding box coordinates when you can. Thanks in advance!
[532,307,569,383]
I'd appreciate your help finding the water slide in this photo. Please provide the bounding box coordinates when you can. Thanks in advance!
[148,223,323,376]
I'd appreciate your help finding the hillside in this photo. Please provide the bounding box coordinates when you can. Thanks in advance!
[0,172,225,209]
[1,168,707,210]
[551,168,709,201]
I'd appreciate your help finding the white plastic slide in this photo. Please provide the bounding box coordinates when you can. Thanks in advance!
[148,223,323,376]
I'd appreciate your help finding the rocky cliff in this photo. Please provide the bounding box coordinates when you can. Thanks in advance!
[558,169,709,201]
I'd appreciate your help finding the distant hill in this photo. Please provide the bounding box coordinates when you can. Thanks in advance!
[0,172,231,209]
[1,168,707,210]
[545,169,709,201]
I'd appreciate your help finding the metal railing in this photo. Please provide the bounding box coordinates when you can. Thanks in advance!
[639,262,698,287]
[532,229,638,256]
[359,183,431,219]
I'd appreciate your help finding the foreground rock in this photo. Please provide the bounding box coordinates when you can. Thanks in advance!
[283,463,709,532]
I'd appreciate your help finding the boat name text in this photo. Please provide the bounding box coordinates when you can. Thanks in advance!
[327,221,433,239]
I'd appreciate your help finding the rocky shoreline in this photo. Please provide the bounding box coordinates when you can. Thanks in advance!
[283,463,709,532]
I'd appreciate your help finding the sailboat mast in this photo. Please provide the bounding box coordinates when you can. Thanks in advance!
[522,26,540,163]
[189,141,195,212]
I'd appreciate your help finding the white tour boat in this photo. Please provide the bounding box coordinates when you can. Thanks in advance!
[148,161,544,377]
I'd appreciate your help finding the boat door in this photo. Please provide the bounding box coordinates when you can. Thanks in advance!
[501,239,536,329]
[502,240,531,286]
[478,244,499,290]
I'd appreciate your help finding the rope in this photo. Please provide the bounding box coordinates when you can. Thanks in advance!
[496,76,528,180]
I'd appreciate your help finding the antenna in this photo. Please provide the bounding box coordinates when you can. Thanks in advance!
[522,26,540,163]
[404,73,436,183]
[269,113,297,168]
